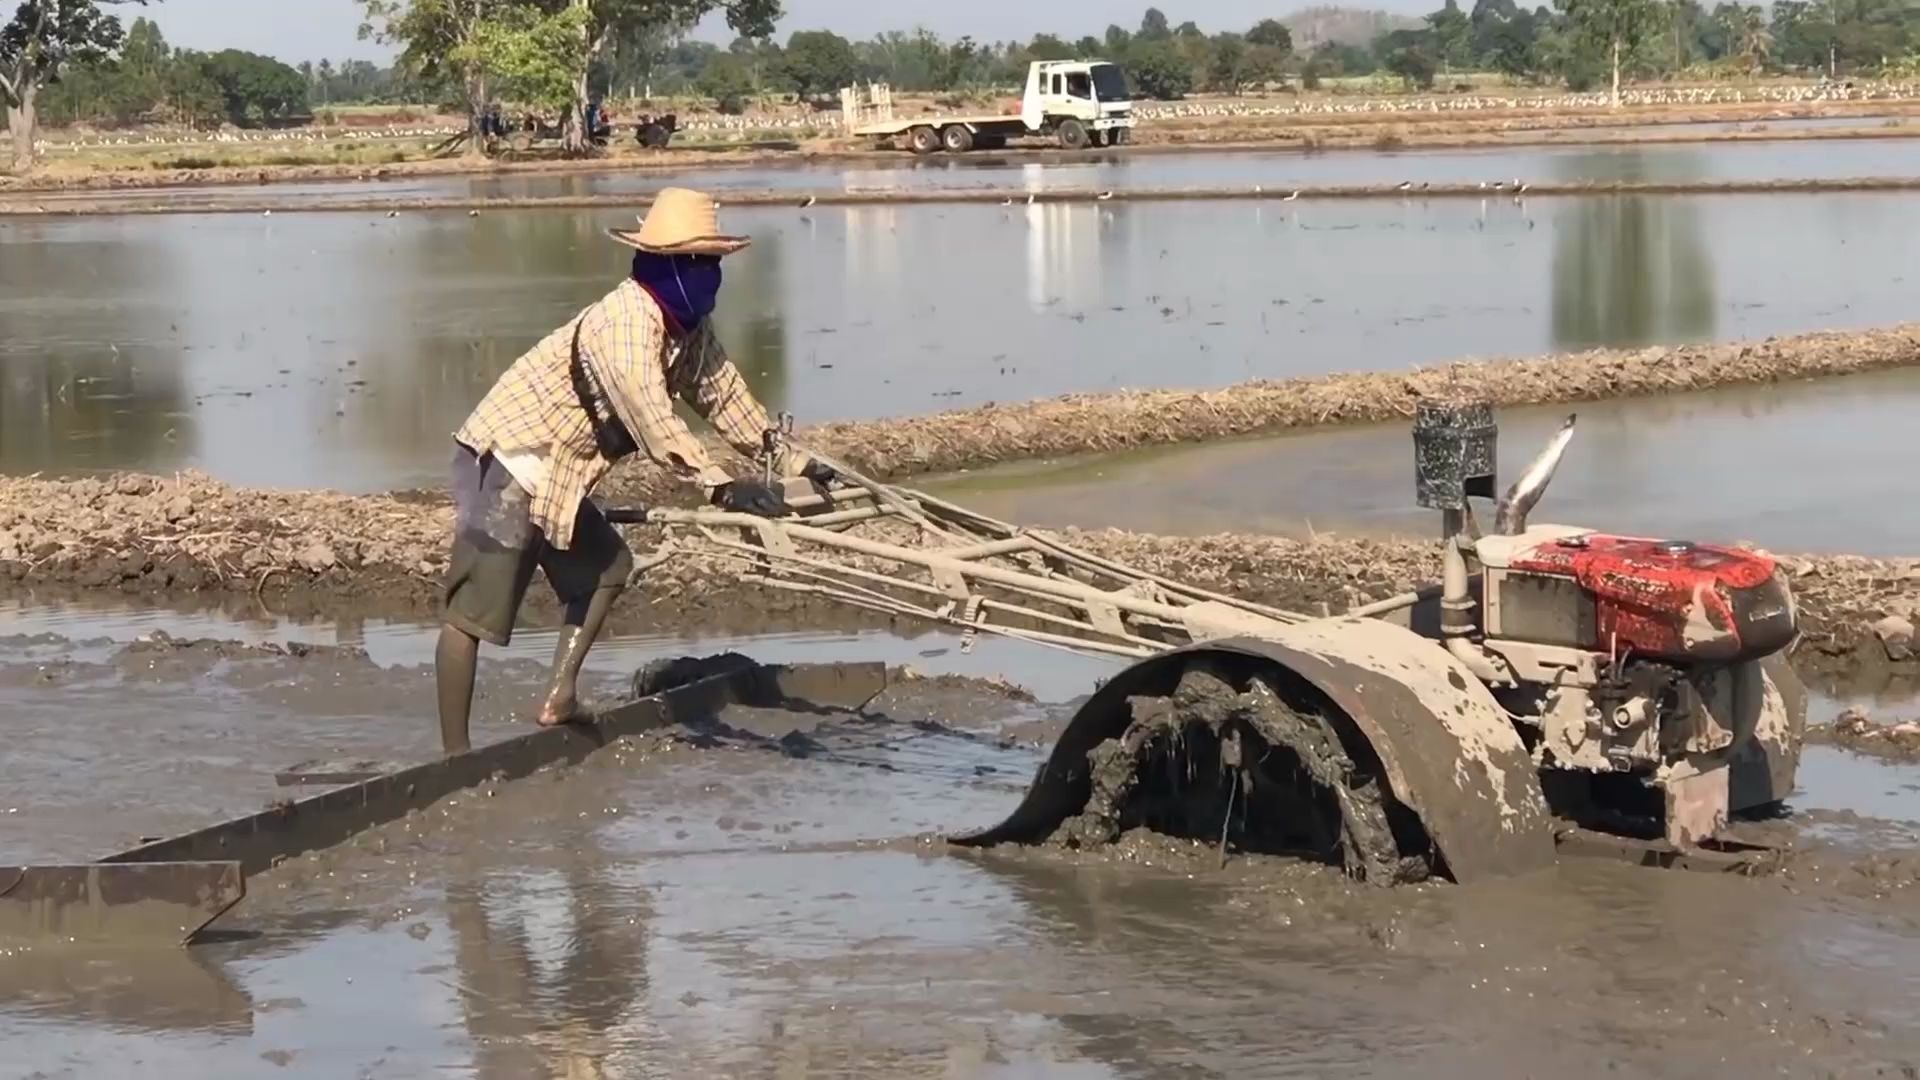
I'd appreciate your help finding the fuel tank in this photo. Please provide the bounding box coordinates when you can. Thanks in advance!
[1477,529,1798,665]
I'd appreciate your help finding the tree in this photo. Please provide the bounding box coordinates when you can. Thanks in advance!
[1127,38,1192,98]
[361,0,520,159]
[1247,18,1294,52]
[460,2,584,117]
[1138,7,1172,40]
[1426,0,1474,70]
[1377,28,1438,87]
[2,0,142,172]
[197,49,309,125]
[1555,0,1665,105]
[695,50,752,111]
[546,0,778,154]
[781,29,856,100]
[1206,32,1248,91]
[1720,3,1771,70]
[1027,32,1074,60]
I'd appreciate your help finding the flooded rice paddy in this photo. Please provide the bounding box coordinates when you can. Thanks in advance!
[25,129,1920,211]
[8,140,1920,1077]
[936,363,1920,557]
[2,598,1918,1078]
[7,183,1920,507]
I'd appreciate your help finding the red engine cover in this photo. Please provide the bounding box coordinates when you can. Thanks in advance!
[1508,534,1795,663]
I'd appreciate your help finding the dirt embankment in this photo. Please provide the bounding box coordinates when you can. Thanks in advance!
[7,97,1919,197]
[2,470,1915,681]
[687,323,1920,488]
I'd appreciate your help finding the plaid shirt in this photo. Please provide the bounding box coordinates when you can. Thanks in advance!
[456,277,798,550]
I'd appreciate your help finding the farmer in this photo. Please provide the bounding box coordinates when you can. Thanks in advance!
[434,186,832,754]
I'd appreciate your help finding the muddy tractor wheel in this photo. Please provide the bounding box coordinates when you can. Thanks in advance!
[907,125,940,155]
[637,122,672,149]
[1087,129,1107,148]
[1056,119,1090,150]
[506,130,536,154]
[953,630,1557,885]
[1111,126,1131,146]
[940,124,974,153]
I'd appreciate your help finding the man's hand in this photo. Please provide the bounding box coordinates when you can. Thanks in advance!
[799,458,839,489]
[710,477,789,517]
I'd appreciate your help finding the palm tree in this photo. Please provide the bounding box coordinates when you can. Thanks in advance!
[1734,5,1772,72]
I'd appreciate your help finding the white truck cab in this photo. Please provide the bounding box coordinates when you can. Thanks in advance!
[847,59,1135,153]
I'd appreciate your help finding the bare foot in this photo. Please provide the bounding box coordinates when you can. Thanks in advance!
[537,692,587,728]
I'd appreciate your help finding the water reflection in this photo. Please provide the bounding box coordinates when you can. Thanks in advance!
[444,863,651,1080]
[1549,151,1716,350]
[5,193,1918,492]
[0,222,193,474]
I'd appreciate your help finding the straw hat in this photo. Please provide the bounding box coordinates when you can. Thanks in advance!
[606,187,750,256]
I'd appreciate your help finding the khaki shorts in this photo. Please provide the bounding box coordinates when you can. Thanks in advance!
[440,444,633,646]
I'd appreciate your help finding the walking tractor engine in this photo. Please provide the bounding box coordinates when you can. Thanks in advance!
[1412,399,1806,851]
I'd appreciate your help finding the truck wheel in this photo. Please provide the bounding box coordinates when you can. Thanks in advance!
[908,126,940,155]
[1112,126,1131,146]
[941,124,974,153]
[1088,129,1107,148]
[1056,119,1090,150]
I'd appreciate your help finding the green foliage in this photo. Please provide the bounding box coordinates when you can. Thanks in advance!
[1378,28,1439,87]
[1126,38,1192,99]
[458,3,586,110]
[780,29,856,99]
[695,51,752,110]
[1246,18,1294,52]
[195,49,310,125]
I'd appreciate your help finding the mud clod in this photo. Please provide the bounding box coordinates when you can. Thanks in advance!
[1812,707,1920,762]
[1049,662,1424,883]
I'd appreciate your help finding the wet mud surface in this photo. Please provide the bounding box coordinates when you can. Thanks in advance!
[5,609,1920,1077]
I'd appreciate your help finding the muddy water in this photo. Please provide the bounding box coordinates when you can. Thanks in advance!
[937,364,1920,557]
[4,600,1920,1077]
[26,132,1920,211]
[7,188,1920,498]
[0,597,1111,863]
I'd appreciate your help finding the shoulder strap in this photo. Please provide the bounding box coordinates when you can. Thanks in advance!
[568,316,640,461]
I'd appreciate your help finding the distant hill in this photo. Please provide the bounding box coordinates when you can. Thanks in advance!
[1283,5,1426,49]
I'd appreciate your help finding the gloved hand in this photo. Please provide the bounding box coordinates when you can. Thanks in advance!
[798,457,839,489]
[710,477,788,518]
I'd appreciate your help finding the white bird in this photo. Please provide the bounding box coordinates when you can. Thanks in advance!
[1396,181,1412,191]
[386,210,399,218]
[800,195,816,208]
[1095,190,1113,201]
[1026,193,1035,205]
[1283,190,1299,202]
[1516,181,1529,194]
[262,209,272,217]
[469,209,480,217]
[1000,197,1013,206]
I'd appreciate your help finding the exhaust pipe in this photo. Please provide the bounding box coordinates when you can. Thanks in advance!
[1494,414,1577,535]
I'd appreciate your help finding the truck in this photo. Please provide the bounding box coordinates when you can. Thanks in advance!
[844,59,1136,154]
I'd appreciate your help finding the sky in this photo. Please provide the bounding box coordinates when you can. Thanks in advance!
[135,0,1411,66]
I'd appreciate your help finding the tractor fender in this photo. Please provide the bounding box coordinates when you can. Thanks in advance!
[953,618,1557,883]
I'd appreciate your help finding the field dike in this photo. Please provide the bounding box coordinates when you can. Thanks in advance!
[5,324,1920,678]
[0,468,1914,685]
[590,321,1920,502]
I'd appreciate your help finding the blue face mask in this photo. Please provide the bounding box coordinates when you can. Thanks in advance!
[632,251,722,331]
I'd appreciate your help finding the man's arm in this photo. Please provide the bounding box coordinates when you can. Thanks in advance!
[593,305,733,494]
[675,323,806,477]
